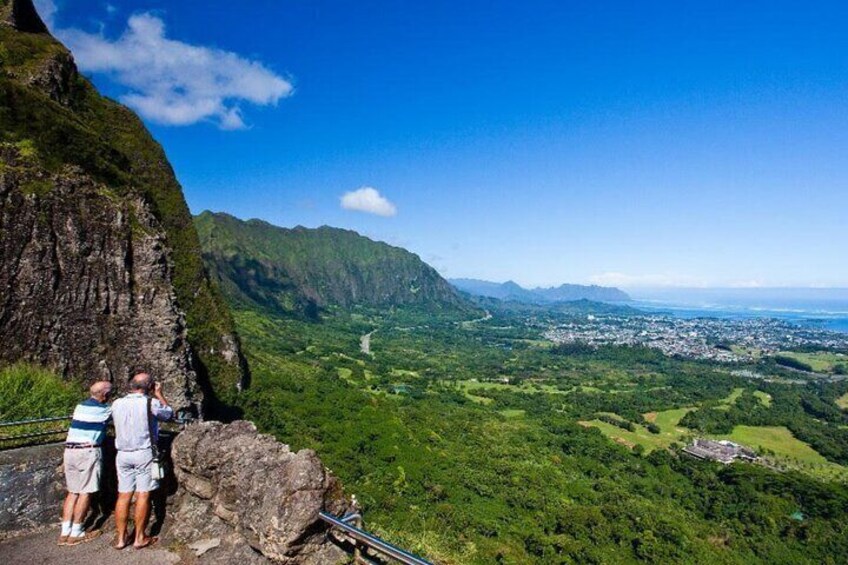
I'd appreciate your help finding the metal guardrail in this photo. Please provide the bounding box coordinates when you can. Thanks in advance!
[0,416,71,445]
[0,416,72,428]
[319,510,434,565]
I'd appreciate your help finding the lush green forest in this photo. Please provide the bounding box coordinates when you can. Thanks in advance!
[228,303,848,564]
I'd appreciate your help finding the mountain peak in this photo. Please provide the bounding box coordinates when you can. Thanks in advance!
[1,0,50,34]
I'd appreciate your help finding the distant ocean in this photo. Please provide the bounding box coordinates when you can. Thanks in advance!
[626,288,848,334]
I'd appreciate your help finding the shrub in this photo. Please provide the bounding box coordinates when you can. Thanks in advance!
[0,362,82,420]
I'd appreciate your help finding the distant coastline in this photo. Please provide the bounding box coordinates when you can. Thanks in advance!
[627,289,848,334]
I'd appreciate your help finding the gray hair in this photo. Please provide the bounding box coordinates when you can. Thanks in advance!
[90,381,112,397]
[129,372,152,391]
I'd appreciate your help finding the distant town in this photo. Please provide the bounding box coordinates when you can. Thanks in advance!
[543,314,848,362]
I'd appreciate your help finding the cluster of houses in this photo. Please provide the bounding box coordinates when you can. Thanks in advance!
[683,438,758,465]
[543,314,848,363]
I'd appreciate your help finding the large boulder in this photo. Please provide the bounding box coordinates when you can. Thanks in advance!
[170,421,350,564]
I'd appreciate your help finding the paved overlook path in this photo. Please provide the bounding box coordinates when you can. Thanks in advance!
[0,527,182,564]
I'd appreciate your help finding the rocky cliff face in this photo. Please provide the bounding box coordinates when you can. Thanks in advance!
[0,0,247,412]
[0,157,200,410]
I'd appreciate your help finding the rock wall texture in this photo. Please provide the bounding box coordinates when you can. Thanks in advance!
[0,444,63,536]
[0,158,200,411]
[170,421,350,564]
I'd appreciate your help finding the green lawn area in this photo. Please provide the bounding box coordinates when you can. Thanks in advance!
[579,420,669,451]
[582,407,695,453]
[715,426,825,463]
[390,368,420,377]
[753,390,772,407]
[650,407,695,433]
[715,387,744,410]
[713,425,848,482]
[731,345,762,359]
[837,392,848,410]
[778,351,847,373]
[460,380,565,395]
[499,409,526,419]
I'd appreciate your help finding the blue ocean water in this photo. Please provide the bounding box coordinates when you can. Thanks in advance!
[626,288,848,334]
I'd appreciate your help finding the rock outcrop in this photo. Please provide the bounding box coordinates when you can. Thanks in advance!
[1,423,350,564]
[0,0,248,413]
[1,0,50,34]
[169,421,350,564]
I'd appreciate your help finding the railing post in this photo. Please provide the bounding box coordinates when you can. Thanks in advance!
[350,495,364,563]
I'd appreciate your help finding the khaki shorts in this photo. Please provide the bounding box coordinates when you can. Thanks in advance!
[116,449,158,493]
[63,448,102,494]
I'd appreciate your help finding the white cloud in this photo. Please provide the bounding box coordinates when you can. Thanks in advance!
[340,187,397,217]
[589,272,708,288]
[50,12,292,129]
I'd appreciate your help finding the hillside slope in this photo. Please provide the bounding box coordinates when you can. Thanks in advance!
[195,211,471,317]
[0,0,247,412]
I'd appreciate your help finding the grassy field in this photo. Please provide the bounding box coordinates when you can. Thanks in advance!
[715,387,744,410]
[652,407,695,433]
[714,425,848,482]
[753,390,773,407]
[837,392,848,410]
[581,407,694,453]
[731,345,763,359]
[584,413,848,482]
[716,426,826,463]
[778,351,847,373]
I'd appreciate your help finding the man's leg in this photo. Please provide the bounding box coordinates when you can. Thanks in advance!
[62,492,78,525]
[133,491,153,546]
[114,491,133,548]
[59,492,77,543]
[71,493,91,527]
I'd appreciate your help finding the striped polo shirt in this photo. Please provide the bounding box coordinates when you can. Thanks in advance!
[65,398,112,446]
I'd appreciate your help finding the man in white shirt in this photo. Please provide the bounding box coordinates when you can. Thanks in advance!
[111,372,173,550]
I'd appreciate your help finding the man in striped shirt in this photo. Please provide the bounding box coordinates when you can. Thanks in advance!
[59,381,113,546]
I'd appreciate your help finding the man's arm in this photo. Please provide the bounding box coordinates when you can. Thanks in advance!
[152,382,174,421]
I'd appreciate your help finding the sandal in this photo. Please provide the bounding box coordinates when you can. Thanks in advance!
[113,533,131,550]
[66,530,101,546]
[133,536,159,550]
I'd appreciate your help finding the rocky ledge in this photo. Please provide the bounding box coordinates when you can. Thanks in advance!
[168,421,350,564]
[0,421,351,564]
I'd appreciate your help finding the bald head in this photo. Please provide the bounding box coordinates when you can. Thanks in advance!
[130,372,153,392]
[90,381,113,403]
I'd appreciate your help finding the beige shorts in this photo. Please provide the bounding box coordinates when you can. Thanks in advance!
[116,449,158,493]
[63,448,102,494]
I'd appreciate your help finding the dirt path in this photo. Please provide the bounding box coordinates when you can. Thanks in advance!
[360,330,375,355]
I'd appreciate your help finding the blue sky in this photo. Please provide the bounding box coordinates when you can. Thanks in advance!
[39,1,848,288]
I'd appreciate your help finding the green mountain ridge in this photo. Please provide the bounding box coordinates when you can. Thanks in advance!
[195,211,474,318]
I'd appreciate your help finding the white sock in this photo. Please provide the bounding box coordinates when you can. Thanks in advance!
[61,521,72,536]
[70,523,84,537]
